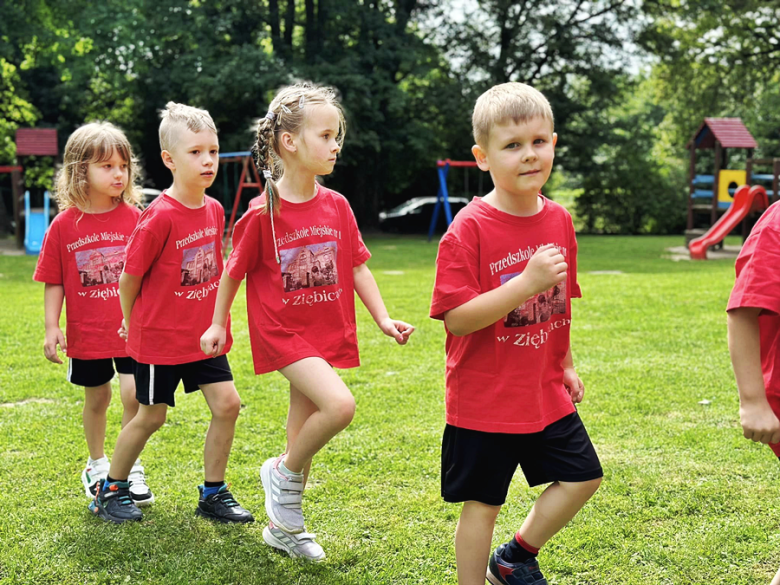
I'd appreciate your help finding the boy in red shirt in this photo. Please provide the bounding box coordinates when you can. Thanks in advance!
[430,83,602,585]
[89,102,253,524]
[727,200,780,585]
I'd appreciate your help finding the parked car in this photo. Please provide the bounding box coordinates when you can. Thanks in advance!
[378,196,470,233]
[141,188,162,206]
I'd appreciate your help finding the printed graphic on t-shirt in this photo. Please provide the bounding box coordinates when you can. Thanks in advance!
[500,272,566,328]
[180,242,219,286]
[75,246,126,287]
[280,241,338,293]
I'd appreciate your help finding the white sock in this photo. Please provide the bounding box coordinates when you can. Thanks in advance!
[279,458,303,477]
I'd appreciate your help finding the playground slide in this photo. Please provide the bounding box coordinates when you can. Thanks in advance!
[24,190,50,255]
[689,185,768,260]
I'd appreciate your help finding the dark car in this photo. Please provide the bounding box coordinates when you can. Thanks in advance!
[378,196,470,233]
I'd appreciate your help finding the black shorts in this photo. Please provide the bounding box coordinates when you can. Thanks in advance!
[441,412,603,506]
[134,355,233,407]
[67,357,136,387]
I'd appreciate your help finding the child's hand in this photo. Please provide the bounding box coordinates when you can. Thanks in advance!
[740,400,780,445]
[379,317,415,345]
[118,319,128,341]
[43,327,67,364]
[200,324,227,357]
[563,367,584,403]
[519,244,567,297]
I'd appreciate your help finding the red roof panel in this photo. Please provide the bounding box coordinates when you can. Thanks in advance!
[15,128,58,156]
[688,118,757,149]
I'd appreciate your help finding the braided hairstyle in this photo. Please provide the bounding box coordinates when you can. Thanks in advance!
[253,82,346,216]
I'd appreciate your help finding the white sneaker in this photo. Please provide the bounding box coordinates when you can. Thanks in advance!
[128,460,155,507]
[260,456,305,534]
[263,522,325,562]
[81,457,109,499]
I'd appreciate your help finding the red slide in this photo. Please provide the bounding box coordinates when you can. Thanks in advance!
[689,185,768,260]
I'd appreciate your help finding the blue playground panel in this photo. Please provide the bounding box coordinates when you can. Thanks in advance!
[24,190,50,255]
[690,174,774,207]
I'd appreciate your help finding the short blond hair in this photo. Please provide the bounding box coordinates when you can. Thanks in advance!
[472,82,554,147]
[54,122,143,212]
[158,101,217,152]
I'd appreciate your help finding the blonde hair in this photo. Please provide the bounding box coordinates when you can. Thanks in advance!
[472,82,554,147]
[159,101,217,152]
[54,122,143,212]
[253,82,346,215]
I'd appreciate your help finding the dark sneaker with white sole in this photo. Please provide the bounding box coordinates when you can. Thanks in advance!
[487,544,548,585]
[88,480,143,524]
[195,484,254,524]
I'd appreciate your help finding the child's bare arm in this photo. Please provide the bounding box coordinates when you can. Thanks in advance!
[353,263,414,345]
[200,271,242,357]
[119,272,143,335]
[728,307,780,444]
[43,283,67,364]
[444,244,567,336]
[562,346,584,404]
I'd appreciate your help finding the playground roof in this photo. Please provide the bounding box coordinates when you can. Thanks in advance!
[15,129,58,157]
[688,118,757,150]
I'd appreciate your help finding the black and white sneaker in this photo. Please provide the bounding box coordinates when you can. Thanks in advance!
[128,460,154,507]
[81,456,109,499]
[195,484,254,524]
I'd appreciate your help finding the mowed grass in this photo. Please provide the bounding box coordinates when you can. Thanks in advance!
[0,235,778,585]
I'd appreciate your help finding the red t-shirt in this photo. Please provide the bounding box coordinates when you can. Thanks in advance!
[430,196,581,434]
[226,185,371,374]
[33,203,141,360]
[123,192,232,365]
[727,201,780,455]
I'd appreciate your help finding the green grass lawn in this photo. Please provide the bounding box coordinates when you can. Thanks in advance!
[1,235,778,584]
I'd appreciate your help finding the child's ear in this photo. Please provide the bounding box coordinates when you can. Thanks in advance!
[472,144,489,172]
[161,150,175,171]
[279,131,297,154]
[552,133,558,147]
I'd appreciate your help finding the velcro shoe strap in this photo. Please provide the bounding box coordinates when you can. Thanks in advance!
[277,493,302,506]
[278,479,303,492]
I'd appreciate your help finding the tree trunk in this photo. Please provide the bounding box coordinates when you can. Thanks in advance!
[269,0,282,55]
[284,0,295,55]
[305,0,316,63]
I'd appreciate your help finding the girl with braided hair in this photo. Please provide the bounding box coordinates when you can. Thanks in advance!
[200,82,414,560]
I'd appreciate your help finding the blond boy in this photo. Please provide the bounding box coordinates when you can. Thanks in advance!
[89,103,253,524]
[430,83,602,585]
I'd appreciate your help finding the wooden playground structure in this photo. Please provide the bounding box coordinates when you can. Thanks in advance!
[685,118,779,259]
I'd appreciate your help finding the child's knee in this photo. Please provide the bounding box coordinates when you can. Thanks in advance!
[84,385,112,412]
[211,391,241,422]
[136,406,167,432]
[329,393,355,429]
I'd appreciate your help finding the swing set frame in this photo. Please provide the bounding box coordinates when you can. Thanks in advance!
[427,159,483,241]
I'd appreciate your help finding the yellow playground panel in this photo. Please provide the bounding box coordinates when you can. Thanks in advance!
[718,169,746,206]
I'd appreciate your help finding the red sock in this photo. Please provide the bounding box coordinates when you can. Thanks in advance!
[501,531,540,563]
[515,532,540,555]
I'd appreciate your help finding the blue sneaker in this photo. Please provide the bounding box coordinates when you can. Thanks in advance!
[487,544,548,585]
[88,480,143,524]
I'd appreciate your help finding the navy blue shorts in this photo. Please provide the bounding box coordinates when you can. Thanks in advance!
[134,355,233,407]
[67,357,135,387]
[441,412,603,506]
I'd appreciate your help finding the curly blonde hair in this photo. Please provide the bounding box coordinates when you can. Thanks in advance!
[253,82,346,215]
[54,122,143,212]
